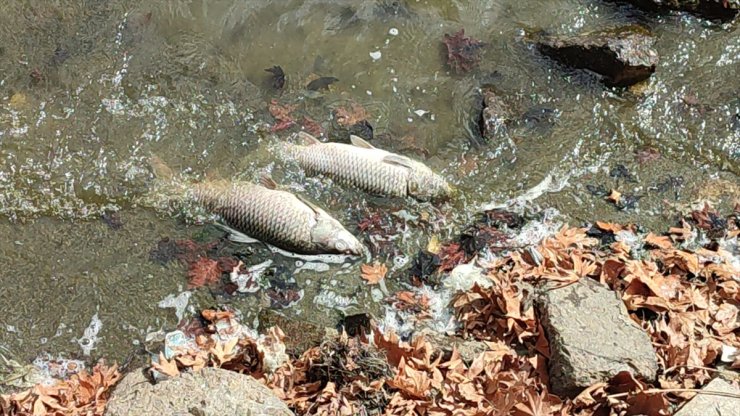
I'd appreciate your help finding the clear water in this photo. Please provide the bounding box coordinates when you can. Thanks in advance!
[0,0,738,365]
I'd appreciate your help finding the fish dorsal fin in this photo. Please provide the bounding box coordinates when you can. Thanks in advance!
[259,174,278,190]
[350,135,375,149]
[294,193,323,215]
[383,154,414,169]
[298,131,321,146]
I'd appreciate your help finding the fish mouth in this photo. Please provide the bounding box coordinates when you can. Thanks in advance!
[345,242,367,256]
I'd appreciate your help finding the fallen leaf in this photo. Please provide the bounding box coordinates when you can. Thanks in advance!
[361,263,388,285]
[187,257,222,288]
[268,99,297,132]
[607,189,622,204]
[334,103,370,127]
[152,352,180,377]
[442,29,484,73]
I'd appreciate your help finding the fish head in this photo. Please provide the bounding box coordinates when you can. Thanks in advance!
[407,164,454,201]
[311,216,365,256]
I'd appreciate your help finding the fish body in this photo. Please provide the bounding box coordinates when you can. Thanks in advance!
[189,179,363,256]
[288,133,452,201]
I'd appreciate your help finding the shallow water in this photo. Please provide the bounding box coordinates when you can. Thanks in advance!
[0,0,738,366]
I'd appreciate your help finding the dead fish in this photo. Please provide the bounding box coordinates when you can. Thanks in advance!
[148,156,363,256]
[307,76,338,91]
[191,176,364,256]
[287,132,453,201]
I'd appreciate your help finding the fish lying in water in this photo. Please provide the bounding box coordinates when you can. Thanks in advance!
[149,157,364,256]
[287,132,453,201]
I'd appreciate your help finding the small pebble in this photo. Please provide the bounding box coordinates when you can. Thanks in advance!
[369,51,382,61]
[389,28,399,36]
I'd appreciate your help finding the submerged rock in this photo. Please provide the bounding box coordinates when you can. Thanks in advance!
[673,377,740,415]
[536,278,658,397]
[536,26,658,87]
[105,367,293,416]
[609,0,739,21]
[258,309,325,354]
[479,88,515,140]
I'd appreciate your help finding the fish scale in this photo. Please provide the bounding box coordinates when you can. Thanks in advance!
[191,181,318,253]
[297,143,409,197]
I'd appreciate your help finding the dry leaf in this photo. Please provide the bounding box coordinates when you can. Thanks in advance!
[361,263,387,285]
[152,352,180,378]
[607,189,622,204]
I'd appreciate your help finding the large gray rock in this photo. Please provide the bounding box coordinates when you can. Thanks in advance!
[609,0,738,21]
[673,377,740,416]
[105,367,293,416]
[536,278,658,397]
[536,26,658,87]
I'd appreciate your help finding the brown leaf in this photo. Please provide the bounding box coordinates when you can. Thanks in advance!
[361,263,388,285]
[644,233,673,249]
[187,257,222,288]
[607,189,622,204]
[151,352,180,378]
[269,99,297,132]
[596,221,624,233]
[442,29,484,73]
[334,103,370,127]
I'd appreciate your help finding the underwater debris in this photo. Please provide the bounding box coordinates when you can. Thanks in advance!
[407,249,442,287]
[306,76,339,91]
[442,29,484,73]
[101,210,124,230]
[268,99,297,132]
[265,66,286,90]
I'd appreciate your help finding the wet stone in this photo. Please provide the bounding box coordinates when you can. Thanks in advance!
[609,0,739,21]
[536,278,658,397]
[673,377,740,416]
[339,313,373,337]
[105,367,293,416]
[536,26,658,87]
[479,88,515,141]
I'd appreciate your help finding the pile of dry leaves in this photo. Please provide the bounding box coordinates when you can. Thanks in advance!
[0,363,120,416]
[138,204,738,415]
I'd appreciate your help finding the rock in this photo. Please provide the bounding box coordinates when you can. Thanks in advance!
[536,278,658,397]
[536,26,658,87]
[339,313,373,337]
[419,329,490,363]
[105,367,293,416]
[479,88,515,140]
[673,377,740,416]
[258,309,325,354]
[609,0,739,21]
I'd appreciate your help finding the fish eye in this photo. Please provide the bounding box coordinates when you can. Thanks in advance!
[336,240,347,251]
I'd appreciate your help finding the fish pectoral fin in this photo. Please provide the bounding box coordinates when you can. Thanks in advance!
[349,135,376,149]
[259,174,279,190]
[297,131,322,145]
[228,232,261,244]
[214,223,261,244]
[382,154,414,169]
[294,193,324,215]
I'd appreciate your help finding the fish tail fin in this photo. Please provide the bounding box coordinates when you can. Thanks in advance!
[138,154,191,210]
